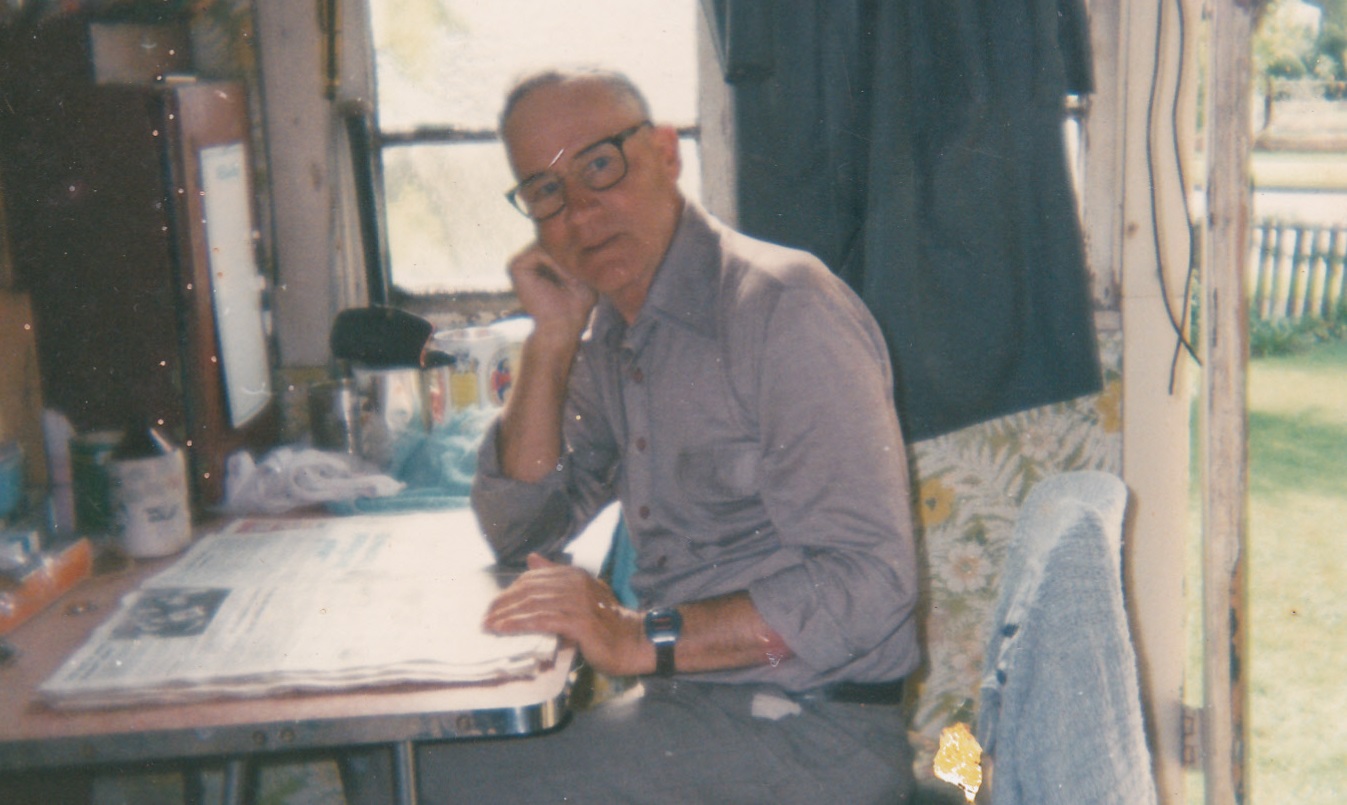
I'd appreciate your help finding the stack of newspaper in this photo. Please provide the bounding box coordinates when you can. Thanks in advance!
[38,511,557,709]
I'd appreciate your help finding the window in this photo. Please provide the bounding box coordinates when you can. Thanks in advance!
[367,0,701,295]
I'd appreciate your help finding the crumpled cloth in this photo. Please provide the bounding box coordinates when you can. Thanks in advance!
[327,407,496,515]
[221,448,405,515]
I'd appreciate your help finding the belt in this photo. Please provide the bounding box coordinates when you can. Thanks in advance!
[793,678,907,706]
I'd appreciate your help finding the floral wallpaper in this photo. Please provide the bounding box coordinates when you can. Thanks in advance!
[905,328,1123,782]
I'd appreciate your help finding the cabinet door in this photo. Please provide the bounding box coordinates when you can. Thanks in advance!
[0,85,182,436]
[161,82,278,505]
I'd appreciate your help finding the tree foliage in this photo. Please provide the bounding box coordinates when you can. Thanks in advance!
[1309,0,1347,79]
[1256,0,1324,78]
[1254,0,1347,81]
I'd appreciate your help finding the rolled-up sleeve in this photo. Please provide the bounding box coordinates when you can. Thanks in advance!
[742,279,919,677]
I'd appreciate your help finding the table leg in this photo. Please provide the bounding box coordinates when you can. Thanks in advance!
[220,758,255,805]
[183,767,207,805]
[183,759,253,805]
[392,741,419,805]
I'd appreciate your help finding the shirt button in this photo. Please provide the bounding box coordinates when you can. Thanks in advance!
[656,555,668,569]
[635,437,647,452]
[631,367,645,383]
[639,505,651,519]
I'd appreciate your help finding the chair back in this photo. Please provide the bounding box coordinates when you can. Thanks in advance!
[975,470,1157,805]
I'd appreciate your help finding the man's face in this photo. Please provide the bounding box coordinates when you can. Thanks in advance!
[503,79,683,307]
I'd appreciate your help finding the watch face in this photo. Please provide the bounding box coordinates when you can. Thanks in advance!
[645,607,681,676]
[645,607,682,642]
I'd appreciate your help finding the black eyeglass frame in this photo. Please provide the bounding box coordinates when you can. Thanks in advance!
[505,121,653,221]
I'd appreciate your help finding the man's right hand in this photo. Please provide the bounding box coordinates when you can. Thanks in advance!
[508,243,597,344]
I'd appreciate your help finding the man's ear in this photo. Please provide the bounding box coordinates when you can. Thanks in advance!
[650,123,683,179]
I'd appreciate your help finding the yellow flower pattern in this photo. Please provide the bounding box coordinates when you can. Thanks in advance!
[918,478,956,528]
[1097,378,1123,433]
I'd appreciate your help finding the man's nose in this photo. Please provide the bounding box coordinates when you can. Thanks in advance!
[562,177,603,218]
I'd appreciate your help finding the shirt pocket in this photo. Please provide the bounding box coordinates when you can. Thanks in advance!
[675,441,761,505]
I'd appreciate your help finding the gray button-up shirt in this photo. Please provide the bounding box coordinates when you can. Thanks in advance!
[472,203,919,691]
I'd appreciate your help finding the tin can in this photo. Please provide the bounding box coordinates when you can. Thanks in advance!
[434,327,506,409]
[109,447,192,558]
[70,430,122,535]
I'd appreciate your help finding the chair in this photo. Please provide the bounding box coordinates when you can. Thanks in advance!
[975,471,1158,804]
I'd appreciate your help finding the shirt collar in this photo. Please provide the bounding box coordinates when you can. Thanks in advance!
[590,201,721,347]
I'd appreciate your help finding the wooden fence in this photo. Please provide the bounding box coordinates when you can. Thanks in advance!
[1248,221,1347,322]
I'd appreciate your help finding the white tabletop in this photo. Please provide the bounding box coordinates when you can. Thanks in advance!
[0,505,616,772]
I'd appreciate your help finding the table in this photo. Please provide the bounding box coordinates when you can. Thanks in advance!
[0,505,619,804]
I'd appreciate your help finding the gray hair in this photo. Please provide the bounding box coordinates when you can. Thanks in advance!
[498,67,652,134]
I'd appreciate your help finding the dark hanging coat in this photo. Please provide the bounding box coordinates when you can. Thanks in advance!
[703,0,1101,441]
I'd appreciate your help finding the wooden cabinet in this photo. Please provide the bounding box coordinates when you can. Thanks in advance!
[0,16,278,507]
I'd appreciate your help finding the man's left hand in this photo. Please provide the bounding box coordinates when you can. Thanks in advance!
[483,553,650,676]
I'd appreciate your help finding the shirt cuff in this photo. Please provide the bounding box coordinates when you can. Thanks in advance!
[747,564,855,673]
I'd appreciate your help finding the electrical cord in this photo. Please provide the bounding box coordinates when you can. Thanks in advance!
[1146,0,1203,393]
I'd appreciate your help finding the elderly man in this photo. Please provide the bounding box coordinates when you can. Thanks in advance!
[414,67,919,803]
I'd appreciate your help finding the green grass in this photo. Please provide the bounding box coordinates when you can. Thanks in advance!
[1188,339,1347,803]
[1245,339,1347,803]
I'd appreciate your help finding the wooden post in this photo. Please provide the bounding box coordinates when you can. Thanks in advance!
[1202,1,1253,803]
[1286,227,1309,318]
[1328,229,1347,317]
[1251,222,1272,319]
[1308,228,1330,319]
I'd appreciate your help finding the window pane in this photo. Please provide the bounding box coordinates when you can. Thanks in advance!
[386,138,701,294]
[372,0,698,132]
[370,0,700,295]
[382,141,530,293]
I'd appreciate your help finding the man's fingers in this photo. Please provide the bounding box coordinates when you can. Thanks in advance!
[484,591,587,639]
[484,574,578,626]
[505,244,597,330]
[485,608,562,636]
[525,552,557,570]
[508,244,568,286]
[483,565,611,637]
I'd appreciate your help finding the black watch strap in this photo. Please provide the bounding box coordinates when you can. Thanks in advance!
[654,639,676,677]
[644,607,682,677]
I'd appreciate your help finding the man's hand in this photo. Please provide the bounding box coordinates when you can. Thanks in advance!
[508,243,597,343]
[483,553,650,676]
[483,555,797,677]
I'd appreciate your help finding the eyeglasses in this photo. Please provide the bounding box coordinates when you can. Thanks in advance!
[505,121,652,221]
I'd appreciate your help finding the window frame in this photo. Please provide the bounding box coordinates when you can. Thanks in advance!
[358,1,708,309]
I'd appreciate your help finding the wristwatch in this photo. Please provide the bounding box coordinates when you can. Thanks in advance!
[643,607,682,676]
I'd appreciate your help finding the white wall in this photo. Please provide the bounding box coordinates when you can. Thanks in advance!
[255,1,365,369]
